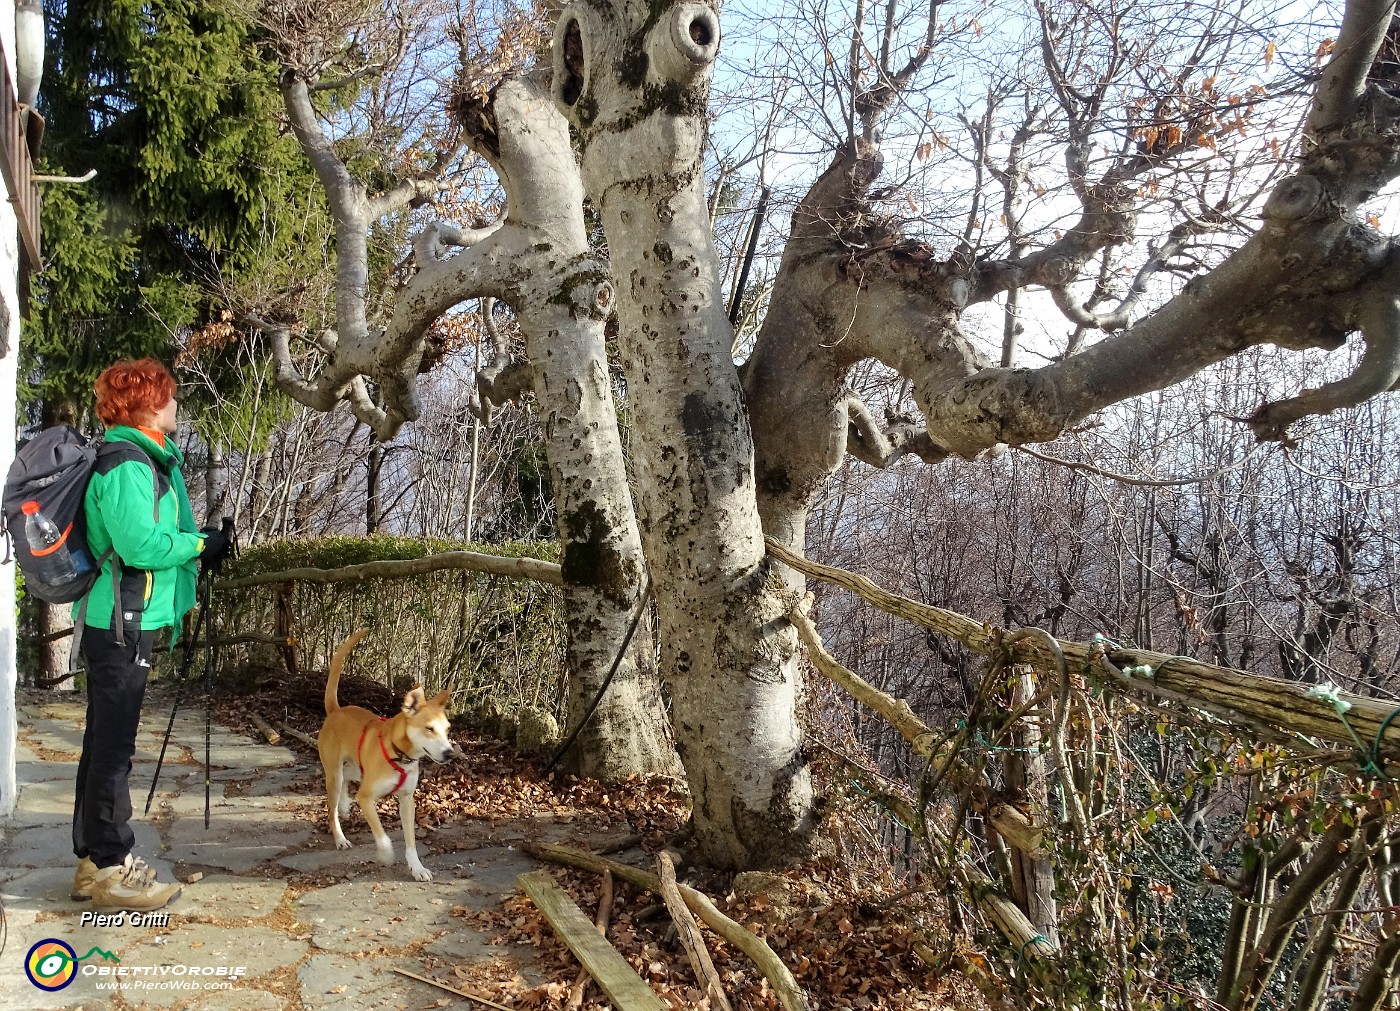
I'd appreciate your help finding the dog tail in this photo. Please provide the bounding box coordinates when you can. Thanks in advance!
[325,628,369,715]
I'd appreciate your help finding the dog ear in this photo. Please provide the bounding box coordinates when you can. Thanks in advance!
[429,689,451,709]
[402,687,428,714]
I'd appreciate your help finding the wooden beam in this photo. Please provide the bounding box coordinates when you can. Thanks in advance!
[566,870,613,1008]
[518,870,666,1011]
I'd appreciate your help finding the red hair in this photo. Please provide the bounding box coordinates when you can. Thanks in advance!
[94,358,177,428]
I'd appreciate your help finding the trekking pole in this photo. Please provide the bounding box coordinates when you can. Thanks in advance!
[143,565,215,815]
[204,598,213,830]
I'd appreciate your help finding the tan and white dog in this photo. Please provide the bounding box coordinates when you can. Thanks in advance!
[319,628,460,881]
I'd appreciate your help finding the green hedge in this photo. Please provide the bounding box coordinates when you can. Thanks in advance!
[212,535,566,719]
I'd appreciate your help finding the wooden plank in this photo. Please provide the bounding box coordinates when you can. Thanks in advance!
[567,869,613,1008]
[518,870,666,1011]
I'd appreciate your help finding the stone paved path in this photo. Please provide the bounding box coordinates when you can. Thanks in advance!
[0,686,595,1010]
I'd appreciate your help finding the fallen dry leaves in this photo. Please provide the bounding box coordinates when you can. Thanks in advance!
[211,677,989,1010]
[447,872,983,1010]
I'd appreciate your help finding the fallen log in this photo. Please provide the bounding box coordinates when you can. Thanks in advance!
[280,725,319,748]
[522,841,812,1011]
[214,548,562,590]
[518,870,665,1010]
[248,713,281,746]
[657,851,733,1011]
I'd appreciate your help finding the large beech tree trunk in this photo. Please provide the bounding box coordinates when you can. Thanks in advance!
[261,0,1400,871]
[552,0,816,867]
[271,72,680,781]
[439,78,682,780]
[492,82,680,779]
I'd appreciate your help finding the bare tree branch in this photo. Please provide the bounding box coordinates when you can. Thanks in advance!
[280,69,360,213]
[1045,220,1197,331]
[1307,0,1397,134]
[1013,441,1267,487]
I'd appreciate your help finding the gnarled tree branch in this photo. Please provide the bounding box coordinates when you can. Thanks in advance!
[844,395,948,467]
[1247,261,1400,442]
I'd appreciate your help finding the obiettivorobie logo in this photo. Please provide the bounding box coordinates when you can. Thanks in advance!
[25,939,119,991]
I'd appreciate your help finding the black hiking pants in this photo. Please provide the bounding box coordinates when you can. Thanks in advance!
[72,624,156,868]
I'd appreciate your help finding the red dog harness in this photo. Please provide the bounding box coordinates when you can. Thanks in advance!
[356,717,412,796]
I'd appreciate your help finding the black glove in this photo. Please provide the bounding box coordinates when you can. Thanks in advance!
[197,521,234,572]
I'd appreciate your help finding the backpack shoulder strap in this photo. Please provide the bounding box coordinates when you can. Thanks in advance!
[92,441,153,644]
[95,440,161,523]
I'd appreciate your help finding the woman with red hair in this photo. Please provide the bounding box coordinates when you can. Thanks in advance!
[68,358,231,912]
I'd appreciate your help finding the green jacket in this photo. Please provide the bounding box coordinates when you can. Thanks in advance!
[71,427,204,632]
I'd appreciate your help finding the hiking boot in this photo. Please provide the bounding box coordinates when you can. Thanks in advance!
[71,857,97,900]
[73,854,157,901]
[89,857,181,912]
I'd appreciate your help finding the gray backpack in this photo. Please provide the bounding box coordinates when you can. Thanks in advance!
[3,426,158,659]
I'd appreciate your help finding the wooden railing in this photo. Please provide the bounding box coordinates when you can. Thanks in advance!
[766,537,1400,768]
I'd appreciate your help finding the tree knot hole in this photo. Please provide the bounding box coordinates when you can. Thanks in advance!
[672,4,719,66]
[559,17,585,108]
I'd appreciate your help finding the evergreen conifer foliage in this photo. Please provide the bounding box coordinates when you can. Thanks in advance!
[24,0,321,416]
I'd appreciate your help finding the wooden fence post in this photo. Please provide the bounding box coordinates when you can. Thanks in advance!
[1001,665,1059,949]
[274,581,298,677]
